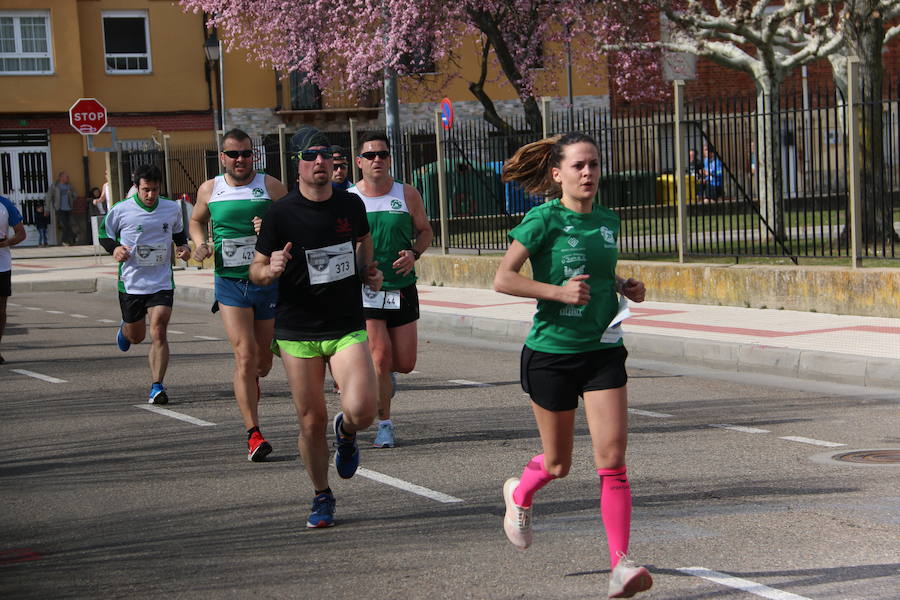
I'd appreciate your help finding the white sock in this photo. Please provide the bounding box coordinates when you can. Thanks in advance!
[379,419,393,426]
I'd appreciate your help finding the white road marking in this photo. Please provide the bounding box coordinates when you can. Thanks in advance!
[779,436,845,448]
[135,405,216,427]
[194,335,221,341]
[11,369,67,384]
[169,330,185,334]
[97,319,117,324]
[628,408,674,418]
[45,310,64,314]
[70,314,88,318]
[678,567,812,599]
[709,424,770,434]
[356,467,464,504]
[8,302,19,306]
[447,379,491,387]
[24,306,41,311]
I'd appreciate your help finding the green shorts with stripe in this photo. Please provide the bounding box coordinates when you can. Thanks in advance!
[272,330,368,358]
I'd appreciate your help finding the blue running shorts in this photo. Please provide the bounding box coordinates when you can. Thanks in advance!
[214,276,278,320]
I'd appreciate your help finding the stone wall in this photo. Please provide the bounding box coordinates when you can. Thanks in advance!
[414,254,900,318]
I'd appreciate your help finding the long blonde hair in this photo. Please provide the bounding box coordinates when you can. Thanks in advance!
[501,133,599,196]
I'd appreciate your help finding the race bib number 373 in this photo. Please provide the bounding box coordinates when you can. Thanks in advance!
[305,241,355,285]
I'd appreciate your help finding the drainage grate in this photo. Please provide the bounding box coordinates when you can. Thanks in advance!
[832,449,900,464]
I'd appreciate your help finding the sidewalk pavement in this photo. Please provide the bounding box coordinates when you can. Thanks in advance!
[9,245,900,391]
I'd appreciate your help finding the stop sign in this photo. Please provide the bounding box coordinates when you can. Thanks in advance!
[69,98,108,135]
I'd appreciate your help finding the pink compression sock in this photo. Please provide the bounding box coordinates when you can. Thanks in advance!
[512,454,556,507]
[598,466,632,568]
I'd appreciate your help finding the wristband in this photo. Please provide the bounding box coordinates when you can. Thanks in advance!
[409,248,421,260]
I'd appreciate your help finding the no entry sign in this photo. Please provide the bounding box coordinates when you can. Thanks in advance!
[440,97,453,130]
[69,98,108,135]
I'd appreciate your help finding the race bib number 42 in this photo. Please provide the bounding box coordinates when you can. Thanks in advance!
[305,241,355,285]
[222,235,256,267]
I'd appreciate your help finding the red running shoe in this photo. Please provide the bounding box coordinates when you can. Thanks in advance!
[247,430,272,462]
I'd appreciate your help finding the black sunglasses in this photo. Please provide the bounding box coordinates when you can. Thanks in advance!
[298,149,334,161]
[333,163,348,170]
[222,149,254,159]
[359,151,391,160]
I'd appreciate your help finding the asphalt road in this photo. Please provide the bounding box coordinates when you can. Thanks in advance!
[2,291,898,599]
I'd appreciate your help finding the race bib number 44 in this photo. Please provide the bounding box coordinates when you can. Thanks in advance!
[305,241,355,285]
[134,244,168,266]
[362,286,400,309]
[222,235,257,267]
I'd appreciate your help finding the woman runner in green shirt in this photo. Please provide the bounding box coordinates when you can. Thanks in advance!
[494,133,652,599]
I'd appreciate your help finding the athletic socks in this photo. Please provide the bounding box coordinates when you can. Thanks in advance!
[315,487,333,496]
[512,454,556,507]
[597,466,632,568]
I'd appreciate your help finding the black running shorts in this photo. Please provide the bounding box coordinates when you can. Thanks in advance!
[520,345,628,411]
[0,270,10,297]
[118,289,174,324]
[363,283,419,328]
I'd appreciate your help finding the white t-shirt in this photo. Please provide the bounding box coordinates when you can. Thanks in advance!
[99,195,183,294]
[0,196,24,272]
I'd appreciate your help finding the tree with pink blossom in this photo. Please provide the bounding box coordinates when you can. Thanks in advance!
[179,0,668,134]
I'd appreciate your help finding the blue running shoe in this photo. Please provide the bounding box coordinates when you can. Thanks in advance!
[306,492,336,528]
[333,412,359,479]
[148,382,168,405]
[116,323,131,352]
[373,421,395,448]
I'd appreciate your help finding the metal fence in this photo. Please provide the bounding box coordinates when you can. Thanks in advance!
[118,72,899,263]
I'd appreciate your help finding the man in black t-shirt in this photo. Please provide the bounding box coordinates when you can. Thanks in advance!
[251,127,383,528]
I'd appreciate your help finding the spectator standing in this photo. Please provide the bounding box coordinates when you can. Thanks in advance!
[34,203,50,247]
[702,144,724,201]
[46,171,76,245]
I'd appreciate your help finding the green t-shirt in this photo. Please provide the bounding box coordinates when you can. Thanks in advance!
[509,199,622,354]
[348,181,416,290]
[208,173,273,280]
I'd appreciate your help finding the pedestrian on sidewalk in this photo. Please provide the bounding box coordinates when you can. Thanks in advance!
[46,171,76,245]
[494,133,652,599]
[34,203,50,247]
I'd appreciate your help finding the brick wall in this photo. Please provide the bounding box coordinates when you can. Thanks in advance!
[0,112,213,134]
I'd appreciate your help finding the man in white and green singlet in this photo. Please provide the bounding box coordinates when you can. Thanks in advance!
[349,132,433,448]
[99,164,191,405]
[190,128,288,462]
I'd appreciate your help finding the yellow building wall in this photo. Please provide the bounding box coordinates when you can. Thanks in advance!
[223,51,276,109]
[2,0,84,112]
[76,0,209,113]
[399,33,608,105]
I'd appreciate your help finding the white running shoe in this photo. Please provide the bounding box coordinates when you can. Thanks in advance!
[608,552,653,598]
[502,477,532,550]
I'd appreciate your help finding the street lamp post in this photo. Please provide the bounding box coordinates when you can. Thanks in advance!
[204,31,225,134]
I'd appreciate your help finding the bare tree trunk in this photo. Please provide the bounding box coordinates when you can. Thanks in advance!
[834,0,899,248]
[467,9,544,135]
[756,82,786,242]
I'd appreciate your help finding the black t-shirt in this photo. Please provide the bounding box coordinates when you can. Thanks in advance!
[255,188,370,340]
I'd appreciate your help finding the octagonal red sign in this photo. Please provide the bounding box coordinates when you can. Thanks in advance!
[69,98,108,135]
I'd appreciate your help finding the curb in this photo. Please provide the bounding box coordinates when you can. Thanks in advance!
[16,278,900,392]
[419,312,900,392]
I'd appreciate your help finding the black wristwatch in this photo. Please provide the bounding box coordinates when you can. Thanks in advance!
[409,248,421,260]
